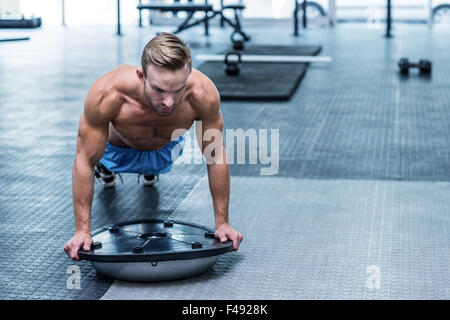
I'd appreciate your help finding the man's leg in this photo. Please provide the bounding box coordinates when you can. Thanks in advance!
[135,133,186,187]
[138,174,159,187]
[94,162,117,188]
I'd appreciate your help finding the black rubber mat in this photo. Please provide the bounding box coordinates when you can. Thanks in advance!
[198,62,308,101]
[197,45,322,101]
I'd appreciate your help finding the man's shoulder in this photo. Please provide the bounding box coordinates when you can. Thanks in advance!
[188,68,220,120]
[84,65,135,123]
[96,64,138,95]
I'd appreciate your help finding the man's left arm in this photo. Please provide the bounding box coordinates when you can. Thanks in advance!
[195,95,243,251]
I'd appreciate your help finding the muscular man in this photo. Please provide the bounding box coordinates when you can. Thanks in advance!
[64,33,243,261]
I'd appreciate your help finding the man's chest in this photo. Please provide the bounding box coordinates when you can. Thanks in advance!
[110,101,195,150]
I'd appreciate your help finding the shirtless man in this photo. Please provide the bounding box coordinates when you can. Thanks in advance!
[64,33,243,261]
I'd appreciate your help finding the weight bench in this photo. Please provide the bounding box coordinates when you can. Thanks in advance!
[137,1,250,39]
[138,3,213,35]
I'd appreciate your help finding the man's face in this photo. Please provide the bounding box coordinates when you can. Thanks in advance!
[142,64,190,117]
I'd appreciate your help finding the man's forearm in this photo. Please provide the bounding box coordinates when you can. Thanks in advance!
[207,163,230,228]
[72,159,95,234]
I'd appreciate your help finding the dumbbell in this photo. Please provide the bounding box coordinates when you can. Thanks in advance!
[224,52,241,76]
[398,58,432,75]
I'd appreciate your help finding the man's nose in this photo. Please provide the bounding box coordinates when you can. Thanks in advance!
[163,94,174,107]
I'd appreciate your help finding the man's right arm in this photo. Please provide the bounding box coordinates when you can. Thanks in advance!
[64,84,120,261]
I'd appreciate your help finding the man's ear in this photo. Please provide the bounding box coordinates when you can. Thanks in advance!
[136,68,145,82]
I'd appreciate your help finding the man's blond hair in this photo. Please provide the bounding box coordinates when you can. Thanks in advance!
[141,32,192,76]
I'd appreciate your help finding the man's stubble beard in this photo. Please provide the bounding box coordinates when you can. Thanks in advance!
[143,82,177,117]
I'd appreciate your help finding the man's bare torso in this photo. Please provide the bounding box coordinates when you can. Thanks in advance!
[100,64,209,151]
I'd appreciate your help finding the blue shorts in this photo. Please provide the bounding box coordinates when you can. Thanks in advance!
[99,134,186,175]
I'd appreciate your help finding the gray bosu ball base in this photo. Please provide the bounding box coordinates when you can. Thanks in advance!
[79,219,233,282]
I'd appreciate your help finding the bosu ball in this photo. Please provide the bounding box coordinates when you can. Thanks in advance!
[78,219,233,281]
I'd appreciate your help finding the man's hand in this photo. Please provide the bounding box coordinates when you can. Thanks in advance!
[215,223,243,251]
[64,231,92,261]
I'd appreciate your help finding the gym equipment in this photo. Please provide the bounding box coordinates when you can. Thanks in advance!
[0,37,29,42]
[116,0,121,35]
[433,4,450,24]
[215,52,331,76]
[137,1,250,40]
[231,31,245,50]
[220,44,322,56]
[224,52,241,76]
[137,2,213,35]
[398,58,432,75]
[386,0,392,38]
[198,61,308,100]
[293,1,327,36]
[0,17,41,28]
[0,0,41,29]
[78,219,233,281]
[197,45,322,100]
[197,54,332,63]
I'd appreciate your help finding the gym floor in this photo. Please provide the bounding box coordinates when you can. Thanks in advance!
[1,22,450,299]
